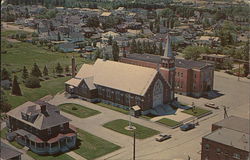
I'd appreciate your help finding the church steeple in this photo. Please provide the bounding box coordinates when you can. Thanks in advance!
[163,34,174,58]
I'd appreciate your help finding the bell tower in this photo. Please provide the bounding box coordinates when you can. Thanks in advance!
[161,34,175,101]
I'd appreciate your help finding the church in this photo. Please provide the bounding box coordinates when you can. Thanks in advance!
[65,36,176,112]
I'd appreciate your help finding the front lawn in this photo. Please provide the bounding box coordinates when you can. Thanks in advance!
[27,151,75,160]
[5,76,70,108]
[74,128,121,160]
[58,103,101,118]
[157,118,181,127]
[96,103,129,114]
[182,107,211,117]
[103,119,159,139]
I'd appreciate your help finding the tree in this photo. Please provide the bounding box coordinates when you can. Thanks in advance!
[22,66,29,79]
[108,35,113,45]
[11,75,22,96]
[31,63,42,77]
[55,63,63,74]
[159,42,163,55]
[0,89,12,112]
[86,16,99,28]
[130,39,137,54]
[65,65,70,73]
[112,41,120,61]
[43,65,49,76]
[150,21,154,31]
[183,46,205,60]
[1,68,11,80]
[95,49,101,60]
[25,76,41,88]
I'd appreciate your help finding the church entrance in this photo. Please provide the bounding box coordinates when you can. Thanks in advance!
[153,79,163,108]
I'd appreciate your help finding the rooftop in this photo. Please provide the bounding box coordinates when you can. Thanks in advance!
[7,101,71,130]
[204,128,249,152]
[0,142,22,160]
[213,116,250,134]
[66,59,158,96]
[124,53,210,69]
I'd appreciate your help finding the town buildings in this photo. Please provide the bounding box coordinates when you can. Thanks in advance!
[201,116,250,160]
[6,100,77,155]
[65,38,176,113]
[120,36,214,98]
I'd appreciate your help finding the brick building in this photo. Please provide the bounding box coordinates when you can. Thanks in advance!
[120,36,214,97]
[201,116,250,160]
[6,101,77,155]
[65,38,176,113]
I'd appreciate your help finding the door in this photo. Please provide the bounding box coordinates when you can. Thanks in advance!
[153,79,163,108]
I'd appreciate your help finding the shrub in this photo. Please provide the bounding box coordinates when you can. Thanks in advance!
[25,76,41,88]
[72,106,78,110]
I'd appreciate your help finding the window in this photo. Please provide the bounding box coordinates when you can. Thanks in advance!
[135,96,140,105]
[216,148,221,154]
[115,91,120,101]
[98,87,102,95]
[125,94,130,105]
[181,73,183,77]
[106,89,111,98]
[48,128,52,135]
[194,73,196,78]
[233,153,241,159]
[205,144,210,150]
[60,124,64,131]
[177,72,180,77]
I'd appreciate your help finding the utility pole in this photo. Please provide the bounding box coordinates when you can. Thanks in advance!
[133,131,135,160]
[238,62,240,81]
[128,89,132,129]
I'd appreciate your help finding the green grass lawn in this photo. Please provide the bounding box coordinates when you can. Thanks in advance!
[27,151,75,160]
[5,76,70,108]
[1,127,23,149]
[157,118,181,127]
[182,107,211,117]
[58,103,101,118]
[74,128,121,160]
[103,119,159,139]
[96,103,129,114]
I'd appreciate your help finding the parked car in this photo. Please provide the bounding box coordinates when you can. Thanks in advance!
[205,103,219,109]
[155,134,172,142]
[180,123,195,131]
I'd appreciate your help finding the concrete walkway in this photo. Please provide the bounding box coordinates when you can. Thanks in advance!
[151,109,193,122]
[48,93,173,148]
[67,151,87,160]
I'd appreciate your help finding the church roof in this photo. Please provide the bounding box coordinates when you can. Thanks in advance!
[67,59,158,96]
[163,34,174,58]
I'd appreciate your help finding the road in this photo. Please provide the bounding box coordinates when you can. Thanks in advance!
[48,71,250,160]
[2,22,35,33]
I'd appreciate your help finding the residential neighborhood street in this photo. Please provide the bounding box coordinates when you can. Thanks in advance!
[47,71,250,160]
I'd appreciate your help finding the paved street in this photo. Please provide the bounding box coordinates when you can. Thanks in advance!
[39,71,250,160]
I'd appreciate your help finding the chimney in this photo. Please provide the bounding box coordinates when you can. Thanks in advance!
[72,56,76,78]
[40,104,47,114]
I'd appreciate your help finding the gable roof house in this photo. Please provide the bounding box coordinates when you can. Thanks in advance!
[6,101,77,155]
[0,142,22,160]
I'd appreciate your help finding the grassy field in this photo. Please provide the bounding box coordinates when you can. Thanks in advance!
[58,103,101,118]
[1,40,92,75]
[5,76,70,108]
[96,103,129,114]
[74,128,121,160]
[103,119,159,139]
[157,118,181,127]
[182,107,211,117]
[27,151,75,160]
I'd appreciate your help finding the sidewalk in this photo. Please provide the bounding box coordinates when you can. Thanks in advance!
[67,151,87,160]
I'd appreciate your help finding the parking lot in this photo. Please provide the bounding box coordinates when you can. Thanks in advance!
[47,71,249,160]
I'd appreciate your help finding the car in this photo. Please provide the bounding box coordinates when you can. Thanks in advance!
[180,123,195,131]
[155,134,172,142]
[205,103,219,109]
